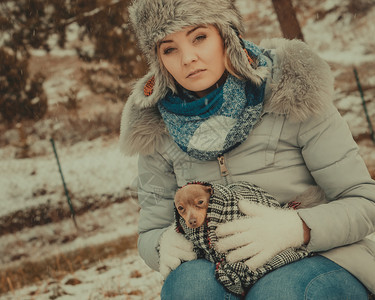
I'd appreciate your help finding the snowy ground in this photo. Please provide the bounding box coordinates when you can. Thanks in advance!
[1,0,375,299]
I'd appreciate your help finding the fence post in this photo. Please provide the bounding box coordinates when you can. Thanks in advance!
[353,68,375,144]
[50,138,79,230]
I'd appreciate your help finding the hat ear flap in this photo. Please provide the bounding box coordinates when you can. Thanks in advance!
[143,76,155,97]
[136,61,172,107]
[223,27,268,86]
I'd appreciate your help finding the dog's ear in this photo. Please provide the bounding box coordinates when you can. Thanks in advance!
[204,186,213,196]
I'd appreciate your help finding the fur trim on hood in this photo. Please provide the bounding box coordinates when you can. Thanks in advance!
[119,38,334,156]
[260,38,334,122]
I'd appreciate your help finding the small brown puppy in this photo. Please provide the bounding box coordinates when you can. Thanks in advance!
[174,183,327,229]
[174,184,212,228]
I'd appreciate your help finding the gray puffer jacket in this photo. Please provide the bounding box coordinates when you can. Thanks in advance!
[119,38,375,292]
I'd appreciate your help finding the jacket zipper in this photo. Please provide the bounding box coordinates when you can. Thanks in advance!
[217,155,229,185]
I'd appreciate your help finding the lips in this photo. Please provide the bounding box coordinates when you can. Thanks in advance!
[186,69,206,78]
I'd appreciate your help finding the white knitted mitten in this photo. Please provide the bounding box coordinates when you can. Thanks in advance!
[215,201,304,270]
[159,225,197,278]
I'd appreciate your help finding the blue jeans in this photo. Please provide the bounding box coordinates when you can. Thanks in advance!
[161,256,368,300]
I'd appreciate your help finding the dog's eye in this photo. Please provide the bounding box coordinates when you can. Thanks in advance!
[197,200,204,205]
[178,206,184,211]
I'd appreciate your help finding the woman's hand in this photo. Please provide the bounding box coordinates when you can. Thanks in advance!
[215,201,305,270]
[159,225,197,278]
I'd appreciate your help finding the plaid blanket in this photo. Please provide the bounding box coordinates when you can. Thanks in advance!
[175,181,310,295]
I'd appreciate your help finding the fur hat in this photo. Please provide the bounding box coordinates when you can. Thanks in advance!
[128,0,268,107]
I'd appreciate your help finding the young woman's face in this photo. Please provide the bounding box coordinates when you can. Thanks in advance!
[158,24,226,98]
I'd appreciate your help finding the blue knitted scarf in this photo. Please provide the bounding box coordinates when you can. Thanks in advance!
[158,41,268,161]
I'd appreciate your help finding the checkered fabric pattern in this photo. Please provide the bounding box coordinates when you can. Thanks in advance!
[175,181,310,295]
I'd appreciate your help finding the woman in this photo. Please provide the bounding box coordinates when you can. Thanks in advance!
[119,0,375,298]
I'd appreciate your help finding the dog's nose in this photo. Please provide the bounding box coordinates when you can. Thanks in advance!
[189,219,197,226]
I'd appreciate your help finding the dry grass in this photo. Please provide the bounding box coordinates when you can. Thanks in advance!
[0,234,137,295]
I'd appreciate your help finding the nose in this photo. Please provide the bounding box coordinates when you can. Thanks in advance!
[189,218,197,227]
[181,48,198,65]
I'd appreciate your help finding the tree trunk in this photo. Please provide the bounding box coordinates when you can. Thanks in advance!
[271,0,304,41]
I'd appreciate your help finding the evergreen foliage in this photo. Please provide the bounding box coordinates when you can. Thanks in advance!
[0,0,146,123]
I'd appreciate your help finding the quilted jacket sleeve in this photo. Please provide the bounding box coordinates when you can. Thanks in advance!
[297,103,375,252]
[137,150,178,271]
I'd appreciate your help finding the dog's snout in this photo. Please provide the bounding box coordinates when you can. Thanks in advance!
[189,219,197,226]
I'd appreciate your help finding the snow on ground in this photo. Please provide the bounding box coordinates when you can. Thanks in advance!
[1,250,163,300]
[0,137,138,217]
[1,0,375,299]
[0,197,164,300]
[0,199,139,268]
